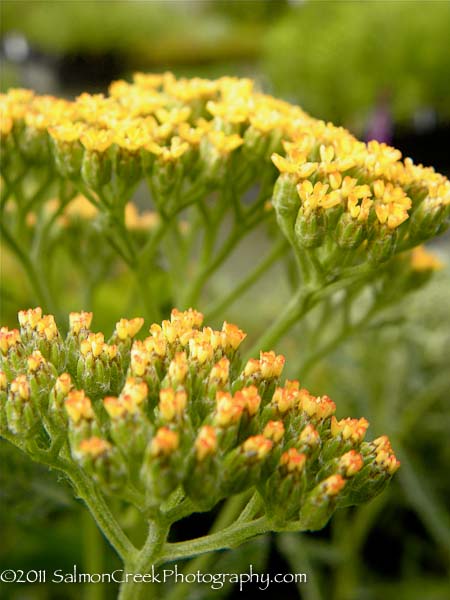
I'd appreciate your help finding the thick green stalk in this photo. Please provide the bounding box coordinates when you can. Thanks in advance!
[68,467,137,563]
[161,516,270,563]
[164,491,254,600]
[83,511,106,600]
[118,519,170,600]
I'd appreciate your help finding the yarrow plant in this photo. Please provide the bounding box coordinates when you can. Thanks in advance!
[1,307,399,599]
[1,73,448,336]
[0,73,448,597]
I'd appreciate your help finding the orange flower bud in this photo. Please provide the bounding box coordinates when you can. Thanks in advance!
[10,375,30,400]
[150,427,179,456]
[263,420,285,443]
[280,448,306,473]
[242,435,273,460]
[195,425,217,461]
[69,311,93,334]
[115,317,144,340]
[79,437,111,458]
[65,390,95,423]
[321,474,346,496]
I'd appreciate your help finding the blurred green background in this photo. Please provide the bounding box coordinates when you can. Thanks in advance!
[1,1,449,599]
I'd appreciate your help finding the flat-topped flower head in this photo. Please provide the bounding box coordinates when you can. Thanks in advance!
[0,372,7,391]
[27,351,46,372]
[236,386,261,417]
[214,391,244,427]
[244,351,285,379]
[1,308,400,530]
[242,435,273,460]
[321,474,346,496]
[209,357,230,386]
[159,388,187,422]
[35,315,59,341]
[272,382,300,413]
[55,373,72,396]
[3,74,447,270]
[338,450,364,477]
[299,424,320,448]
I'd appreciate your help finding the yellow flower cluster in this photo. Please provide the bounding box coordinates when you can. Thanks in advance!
[1,308,399,521]
[272,130,449,232]
[2,73,448,235]
[1,74,294,160]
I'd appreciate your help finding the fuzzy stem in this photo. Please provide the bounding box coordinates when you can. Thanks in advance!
[83,511,106,600]
[161,516,270,563]
[68,467,137,563]
[118,519,169,600]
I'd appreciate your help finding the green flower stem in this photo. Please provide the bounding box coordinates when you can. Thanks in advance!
[298,302,381,379]
[161,221,190,306]
[104,195,162,322]
[204,239,288,321]
[23,170,55,214]
[31,182,75,260]
[163,491,254,600]
[1,169,61,316]
[210,490,254,533]
[182,223,248,308]
[236,491,263,523]
[1,437,136,571]
[161,516,270,563]
[244,287,312,358]
[331,495,388,600]
[118,519,170,600]
[245,261,377,360]
[67,466,137,563]
[160,497,195,523]
[138,216,174,269]
[83,511,106,600]
[164,553,210,600]
[0,221,57,314]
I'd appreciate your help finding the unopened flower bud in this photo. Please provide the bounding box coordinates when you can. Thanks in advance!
[195,425,217,461]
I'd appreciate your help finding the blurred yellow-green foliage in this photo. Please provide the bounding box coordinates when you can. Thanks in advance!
[263,0,450,127]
